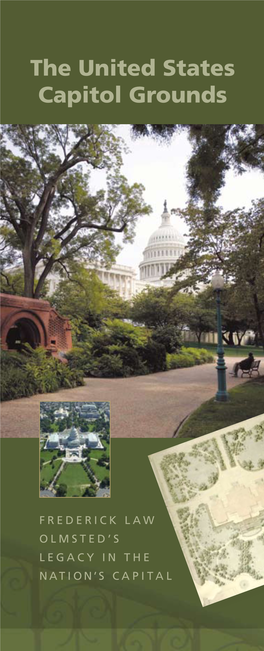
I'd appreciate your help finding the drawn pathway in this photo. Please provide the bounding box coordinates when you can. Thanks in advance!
[1,357,250,438]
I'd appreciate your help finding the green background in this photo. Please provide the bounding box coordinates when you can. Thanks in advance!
[1,1,264,123]
[1,439,264,650]
[1,1,264,649]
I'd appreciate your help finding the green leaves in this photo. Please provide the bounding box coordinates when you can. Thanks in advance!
[1,124,151,297]
[132,124,264,205]
[51,264,128,335]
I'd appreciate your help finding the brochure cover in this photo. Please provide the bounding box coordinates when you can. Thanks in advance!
[1,2,264,651]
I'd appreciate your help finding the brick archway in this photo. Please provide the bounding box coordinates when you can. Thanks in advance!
[2,309,47,350]
[6,316,43,350]
[1,294,72,354]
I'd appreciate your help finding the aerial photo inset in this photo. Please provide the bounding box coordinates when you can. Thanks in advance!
[40,401,110,498]
[149,413,264,606]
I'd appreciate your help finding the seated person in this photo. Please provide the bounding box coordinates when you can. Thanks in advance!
[231,352,254,377]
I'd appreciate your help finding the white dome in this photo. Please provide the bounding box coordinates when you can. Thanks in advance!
[67,426,80,448]
[139,202,185,287]
[148,211,185,246]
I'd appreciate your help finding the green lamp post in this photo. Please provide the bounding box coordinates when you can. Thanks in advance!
[211,271,229,402]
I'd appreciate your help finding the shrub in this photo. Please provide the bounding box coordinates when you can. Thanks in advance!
[0,347,84,401]
[0,351,39,400]
[184,347,214,363]
[91,344,148,378]
[152,325,182,353]
[139,341,167,373]
[93,353,125,378]
[66,344,92,376]
[166,347,214,370]
[108,344,145,376]
[167,352,196,369]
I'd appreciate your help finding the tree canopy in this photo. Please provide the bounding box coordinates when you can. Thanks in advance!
[165,199,264,344]
[132,124,264,206]
[1,124,151,298]
[131,285,217,346]
[131,286,194,328]
[51,263,128,336]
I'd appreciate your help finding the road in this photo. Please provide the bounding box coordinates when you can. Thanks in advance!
[1,357,249,438]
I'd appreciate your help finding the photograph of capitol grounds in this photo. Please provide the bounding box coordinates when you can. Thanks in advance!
[0,124,263,440]
[149,413,264,606]
[40,401,110,498]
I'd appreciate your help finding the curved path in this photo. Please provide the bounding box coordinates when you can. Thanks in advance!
[1,357,249,439]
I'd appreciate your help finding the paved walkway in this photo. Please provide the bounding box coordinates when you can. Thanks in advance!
[1,357,250,439]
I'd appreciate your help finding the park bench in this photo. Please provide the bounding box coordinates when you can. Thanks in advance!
[240,360,261,378]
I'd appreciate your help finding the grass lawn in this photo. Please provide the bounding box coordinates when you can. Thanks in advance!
[89,458,110,482]
[179,377,264,438]
[40,449,61,462]
[184,342,264,358]
[89,442,110,459]
[58,463,90,488]
[41,458,63,485]
[67,485,86,497]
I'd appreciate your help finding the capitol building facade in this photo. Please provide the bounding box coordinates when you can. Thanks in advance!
[45,425,104,461]
[45,202,186,300]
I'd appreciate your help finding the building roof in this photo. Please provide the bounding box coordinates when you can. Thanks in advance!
[86,433,99,442]
[48,434,59,442]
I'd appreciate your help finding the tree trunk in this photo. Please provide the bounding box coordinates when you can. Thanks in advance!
[34,258,54,299]
[23,247,35,298]
[222,331,235,346]
[236,330,246,346]
[252,292,264,348]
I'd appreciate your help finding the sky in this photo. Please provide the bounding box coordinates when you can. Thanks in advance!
[91,125,263,276]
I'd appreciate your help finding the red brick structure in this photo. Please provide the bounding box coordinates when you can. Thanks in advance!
[0,294,72,355]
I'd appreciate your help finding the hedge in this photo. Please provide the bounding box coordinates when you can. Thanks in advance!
[166,347,214,370]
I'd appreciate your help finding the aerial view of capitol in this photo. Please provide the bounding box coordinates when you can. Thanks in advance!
[40,402,110,498]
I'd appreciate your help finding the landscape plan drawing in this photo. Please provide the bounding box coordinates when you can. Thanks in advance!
[149,414,264,606]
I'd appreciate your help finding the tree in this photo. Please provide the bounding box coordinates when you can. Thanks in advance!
[220,285,252,346]
[40,416,53,433]
[1,124,151,298]
[151,325,182,353]
[57,418,67,432]
[185,291,216,344]
[56,483,67,497]
[51,262,128,335]
[132,124,264,206]
[100,476,110,488]
[131,287,172,327]
[83,486,97,497]
[166,199,264,345]
[0,268,48,298]
[131,286,193,329]
[91,318,148,352]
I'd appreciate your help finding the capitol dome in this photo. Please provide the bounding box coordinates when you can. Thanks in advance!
[67,426,80,448]
[139,201,185,287]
